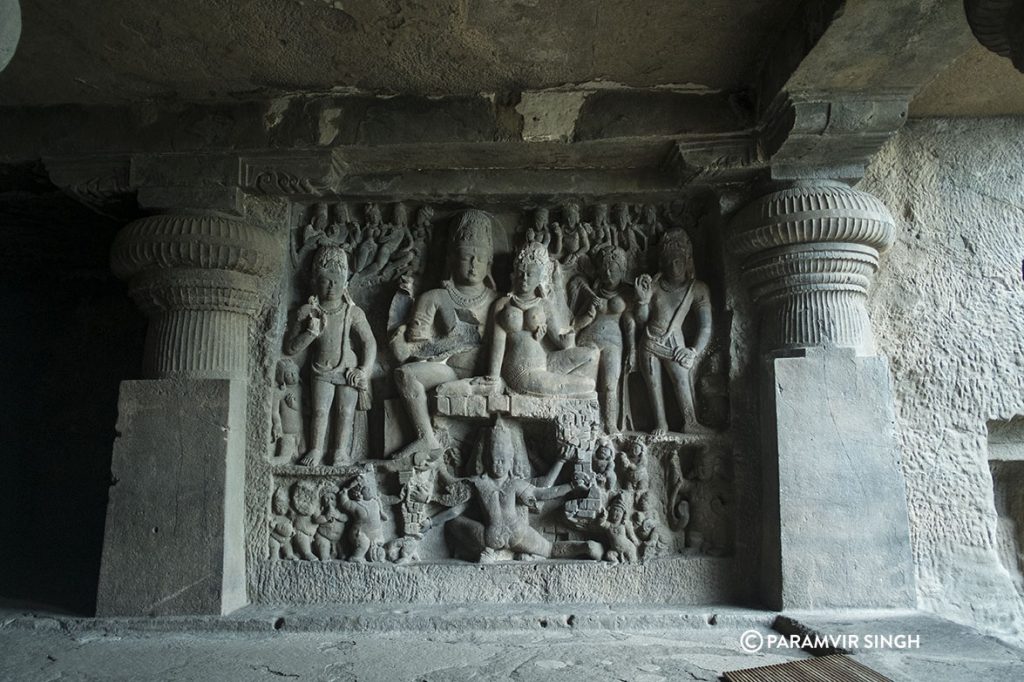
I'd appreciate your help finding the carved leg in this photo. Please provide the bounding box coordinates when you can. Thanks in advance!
[665,363,711,434]
[301,379,334,466]
[509,525,553,559]
[313,535,332,561]
[293,533,317,561]
[269,537,281,560]
[349,531,370,562]
[640,350,669,434]
[444,516,485,561]
[393,361,457,457]
[596,345,622,433]
[330,386,359,465]
[551,540,604,560]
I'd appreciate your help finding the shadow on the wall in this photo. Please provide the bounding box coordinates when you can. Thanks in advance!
[0,174,144,615]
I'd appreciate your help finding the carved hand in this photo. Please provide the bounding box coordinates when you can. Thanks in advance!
[673,346,696,367]
[625,350,637,372]
[634,274,653,305]
[306,313,324,337]
[346,368,368,389]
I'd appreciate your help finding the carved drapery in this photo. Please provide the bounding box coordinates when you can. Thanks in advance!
[110,212,279,379]
[730,181,895,355]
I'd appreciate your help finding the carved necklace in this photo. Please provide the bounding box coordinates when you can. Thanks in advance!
[445,279,490,308]
[658,277,690,293]
[317,297,348,315]
[510,293,541,309]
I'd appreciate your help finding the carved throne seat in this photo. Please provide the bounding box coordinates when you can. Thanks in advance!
[434,377,598,421]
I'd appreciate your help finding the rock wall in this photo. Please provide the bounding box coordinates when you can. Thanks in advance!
[863,117,1024,643]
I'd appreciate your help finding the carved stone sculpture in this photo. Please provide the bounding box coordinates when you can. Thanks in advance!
[270,358,304,463]
[290,480,321,561]
[263,199,730,569]
[269,486,297,560]
[600,494,639,563]
[592,440,618,495]
[556,201,590,264]
[338,466,389,563]
[314,483,346,561]
[668,446,731,555]
[569,244,636,431]
[286,246,377,466]
[633,491,666,560]
[391,209,499,457]
[487,242,597,397]
[635,229,713,434]
[443,419,602,562]
[620,440,650,493]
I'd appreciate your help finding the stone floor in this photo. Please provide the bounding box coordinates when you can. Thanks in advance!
[1,604,1021,681]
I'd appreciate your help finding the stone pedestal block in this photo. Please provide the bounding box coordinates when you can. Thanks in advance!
[763,350,915,609]
[96,379,247,616]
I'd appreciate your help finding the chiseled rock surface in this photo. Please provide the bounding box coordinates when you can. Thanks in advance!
[864,118,1024,644]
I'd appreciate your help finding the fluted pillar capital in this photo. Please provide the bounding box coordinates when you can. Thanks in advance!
[730,181,895,355]
[111,212,280,379]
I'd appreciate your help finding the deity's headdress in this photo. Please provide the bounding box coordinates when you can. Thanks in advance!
[660,229,695,276]
[513,241,554,297]
[313,245,350,279]
[450,209,494,254]
[608,494,629,518]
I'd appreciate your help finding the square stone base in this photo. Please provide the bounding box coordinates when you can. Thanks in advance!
[96,379,248,616]
[764,350,916,609]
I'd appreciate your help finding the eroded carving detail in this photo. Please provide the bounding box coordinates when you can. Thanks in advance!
[265,199,732,564]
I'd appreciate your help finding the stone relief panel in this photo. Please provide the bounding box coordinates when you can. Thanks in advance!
[263,198,732,565]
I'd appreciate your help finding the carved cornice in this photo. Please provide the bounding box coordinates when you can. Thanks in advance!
[44,155,135,218]
[661,134,763,185]
[239,151,347,198]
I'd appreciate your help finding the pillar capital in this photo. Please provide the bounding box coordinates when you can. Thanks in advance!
[111,211,280,379]
[731,181,895,355]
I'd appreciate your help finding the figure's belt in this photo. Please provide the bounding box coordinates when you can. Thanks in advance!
[311,364,354,385]
[642,331,677,360]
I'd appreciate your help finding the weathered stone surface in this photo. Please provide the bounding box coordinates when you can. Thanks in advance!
[252,557,738,605]
[764,350,915,610]
[97,379,248,616]
[863,118,1024,644]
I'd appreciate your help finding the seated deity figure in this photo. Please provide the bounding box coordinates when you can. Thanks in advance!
[569,244,636,431]
[634,230,712,434]
[555,201,590,264]
[391,210,499,456]
[287,246,377,466]
[441,419,602,562]
[486,242,598,397]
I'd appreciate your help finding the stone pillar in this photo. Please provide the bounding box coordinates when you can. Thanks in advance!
[732,181,916,610]
[97,212,278,616]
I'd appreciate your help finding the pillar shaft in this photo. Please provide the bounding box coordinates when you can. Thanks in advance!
[98,211,279,616]
[731,180,916,610]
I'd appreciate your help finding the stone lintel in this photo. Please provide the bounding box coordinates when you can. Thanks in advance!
[97,379,248,616]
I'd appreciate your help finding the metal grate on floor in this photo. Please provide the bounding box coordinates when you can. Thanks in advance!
[724,654,893,682]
